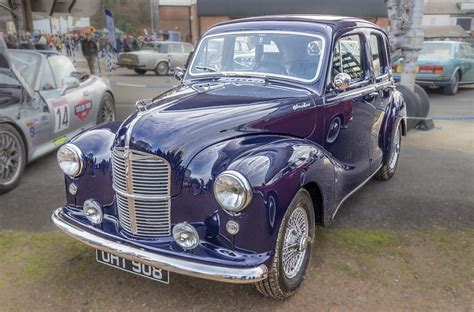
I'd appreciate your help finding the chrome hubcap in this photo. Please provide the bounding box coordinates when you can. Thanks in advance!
[388,127,401,170]
[100,98,115,123]
[282,206,310,279]
[0,131,21,184]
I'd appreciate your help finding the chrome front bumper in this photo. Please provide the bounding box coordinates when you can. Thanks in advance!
[51,208,268,284]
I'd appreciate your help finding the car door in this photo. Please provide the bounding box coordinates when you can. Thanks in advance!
[167,43,184,68]
[368,31,392,173]
[41,55,95,140]
[324,31,377,206]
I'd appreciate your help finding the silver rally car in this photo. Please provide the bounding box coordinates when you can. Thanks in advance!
[0,38,115,193]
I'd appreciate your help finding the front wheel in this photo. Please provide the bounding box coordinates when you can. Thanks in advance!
[256,189,315,299]
[0,124,26,194]
[97,92,116,124]
[375,124,401,181]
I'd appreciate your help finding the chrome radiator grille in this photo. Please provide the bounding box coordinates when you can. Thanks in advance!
[112,148,171,238]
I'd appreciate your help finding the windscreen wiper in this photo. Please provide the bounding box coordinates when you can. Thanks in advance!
[195,66,218,72]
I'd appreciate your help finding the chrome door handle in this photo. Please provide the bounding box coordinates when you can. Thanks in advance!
[368,91,379,97]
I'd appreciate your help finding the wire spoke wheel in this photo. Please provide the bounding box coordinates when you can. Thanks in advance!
[282,206,309,279]
[98,94,115,123]
[0,130,22,185]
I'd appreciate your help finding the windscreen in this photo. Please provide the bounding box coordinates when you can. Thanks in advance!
[189,31,325,82]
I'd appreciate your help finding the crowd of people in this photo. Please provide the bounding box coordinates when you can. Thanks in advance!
[2,31,160,75]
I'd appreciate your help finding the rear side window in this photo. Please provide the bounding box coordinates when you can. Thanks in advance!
[369,34,388,77]
[332,34,366,83]
[183,44,193,53]
[169,44,183,53]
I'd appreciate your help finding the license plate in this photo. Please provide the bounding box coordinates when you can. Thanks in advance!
[96,250,169,284]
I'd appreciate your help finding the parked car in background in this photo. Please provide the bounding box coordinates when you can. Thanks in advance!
[52,16,406,299]
[0,38,115,194]
[392,41,474,95]
[117,41,193,76]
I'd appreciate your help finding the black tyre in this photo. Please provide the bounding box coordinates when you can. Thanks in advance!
[396,84,420,130]
[374,124,401,181]
[97,92,116,123]
[134,69,147,75]
[443,71,460,95]
[0,123,26,194]
[256,189,315,299]
[154,62,169,76]
[413,84,430,118]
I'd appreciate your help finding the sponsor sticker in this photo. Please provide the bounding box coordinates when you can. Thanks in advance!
[74,99,93,122]
[53,135,68,146]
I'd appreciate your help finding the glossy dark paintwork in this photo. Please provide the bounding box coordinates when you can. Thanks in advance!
[57,16,406,269]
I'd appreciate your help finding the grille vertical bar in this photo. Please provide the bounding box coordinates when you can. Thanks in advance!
[112,148,171,238]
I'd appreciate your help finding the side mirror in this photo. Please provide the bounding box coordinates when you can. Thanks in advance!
[333,72,351,92]
[60,77,80,95]
[174,67,184,81]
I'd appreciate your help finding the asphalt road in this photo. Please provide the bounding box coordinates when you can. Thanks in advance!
[0,70,473,231]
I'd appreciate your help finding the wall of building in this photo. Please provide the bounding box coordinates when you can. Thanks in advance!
[159,6,192,42]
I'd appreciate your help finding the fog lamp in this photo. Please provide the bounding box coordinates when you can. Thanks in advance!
[83,199,103,225]
[173,222,199,250]
[226,220,240,235]
[69,182,78,195]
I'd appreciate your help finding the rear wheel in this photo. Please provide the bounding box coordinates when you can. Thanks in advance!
[256,189,315,299]
[375,124,401,181]
[0,124,26,194]
[134,69,147,75]
[154,62,169,76]
[443,71,460,95]
[97,93,116,124]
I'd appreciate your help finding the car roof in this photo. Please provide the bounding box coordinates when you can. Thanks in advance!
[206,14,380,37]
[215,14,377,28]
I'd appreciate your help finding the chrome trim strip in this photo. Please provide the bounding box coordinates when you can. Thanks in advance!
[123,149,138,234]
[112,186,171,201]
[52,208,268,284]
[331,164,383,219]
[326,85,376,103]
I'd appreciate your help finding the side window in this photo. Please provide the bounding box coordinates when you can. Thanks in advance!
[369,34,387,77]
[332,34,366,83]
[40,62,56,90]
[48,55,76,88]
[159,44,169,53]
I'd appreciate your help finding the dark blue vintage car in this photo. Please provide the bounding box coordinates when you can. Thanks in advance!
[52,15,406,299]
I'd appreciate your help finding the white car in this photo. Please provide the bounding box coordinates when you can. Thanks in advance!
[118,41,193,76]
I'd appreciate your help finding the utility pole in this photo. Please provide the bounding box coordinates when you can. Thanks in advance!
[23,0,33,33]
[386,0,425,90]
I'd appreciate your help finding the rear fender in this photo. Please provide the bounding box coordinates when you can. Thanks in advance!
[381,89,406,166]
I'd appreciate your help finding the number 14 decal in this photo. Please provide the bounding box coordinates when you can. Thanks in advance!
[53,100,70,133]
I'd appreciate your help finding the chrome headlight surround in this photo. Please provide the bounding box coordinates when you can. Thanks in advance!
[213,170,252,213]
[57,143,84,178]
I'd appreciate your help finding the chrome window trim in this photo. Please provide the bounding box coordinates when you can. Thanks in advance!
[187,30,327,84]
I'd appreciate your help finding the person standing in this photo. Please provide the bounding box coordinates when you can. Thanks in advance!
[81,33,98,75]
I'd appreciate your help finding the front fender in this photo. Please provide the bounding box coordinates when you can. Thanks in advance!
[65,121,121,207]
[177,135,334,254]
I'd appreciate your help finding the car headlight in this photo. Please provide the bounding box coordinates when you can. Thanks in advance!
[213,170,252,212]
[57,143,84,177]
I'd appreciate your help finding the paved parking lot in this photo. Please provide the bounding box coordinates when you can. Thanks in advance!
[0,69,472,310]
